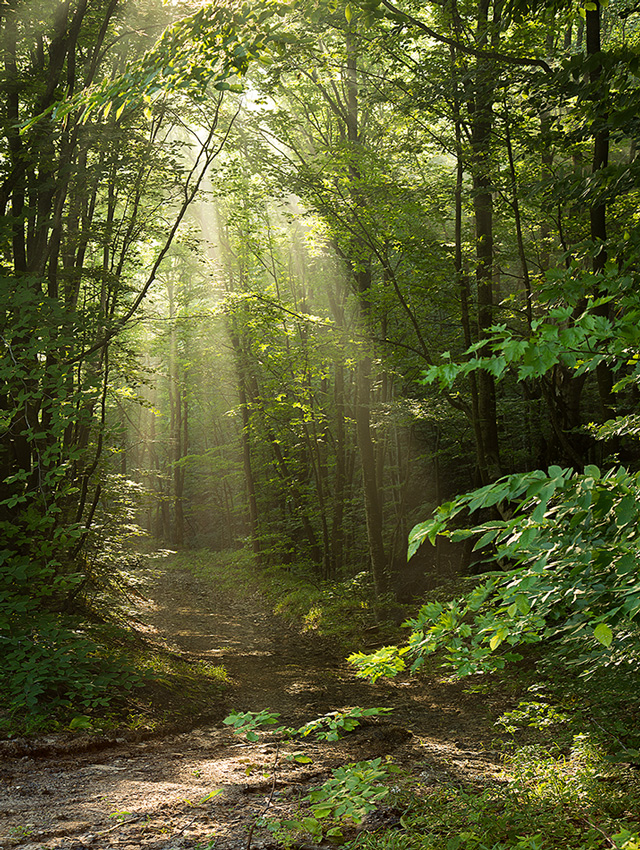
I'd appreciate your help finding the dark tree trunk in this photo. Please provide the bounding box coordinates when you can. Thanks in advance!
[470,0,501,481]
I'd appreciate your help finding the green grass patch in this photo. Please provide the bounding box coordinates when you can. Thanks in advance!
[351,735,640,850]
[157,547,259,599]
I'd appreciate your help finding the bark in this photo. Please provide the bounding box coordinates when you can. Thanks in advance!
[229,327,261,558]
[470,0,501,481]
[344,31,388,593]
[586,1,616,421]
[168,280,186,546]
[452,74,485,482]
[356,355,388,596]
[330,359,347,576]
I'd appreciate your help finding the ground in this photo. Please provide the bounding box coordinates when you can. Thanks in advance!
[0,563,514,850]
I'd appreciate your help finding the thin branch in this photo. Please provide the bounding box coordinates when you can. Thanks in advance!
[66,100,239,366]
[378,0,552,72]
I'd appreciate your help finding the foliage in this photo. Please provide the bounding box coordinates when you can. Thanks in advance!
[222,705,393,742]
[348,645,412,682]
[223,709,287,741]
[422,263,640,391]
[350,704,640,850]
[0,618,143,731]
[251,667,640,850]
[223,704,400,844]
[0,289,137,724]
[298,707,394,741]
[495,701,570,735]
[272,757,400,844]
[59,0,294,124]
[352,462,640,681]
[265,567,388,648]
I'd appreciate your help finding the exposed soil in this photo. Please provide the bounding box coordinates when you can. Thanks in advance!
[0,565,515,850]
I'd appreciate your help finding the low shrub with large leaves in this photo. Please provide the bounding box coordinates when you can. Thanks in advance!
[350,463,640,680]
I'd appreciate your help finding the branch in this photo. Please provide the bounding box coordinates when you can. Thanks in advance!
[66,99,238,366]
[377,0,552,72]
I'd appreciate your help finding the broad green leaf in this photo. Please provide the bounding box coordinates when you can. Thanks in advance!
[593,623,613,647]
[312,806,333,818]
[489,628,508,650]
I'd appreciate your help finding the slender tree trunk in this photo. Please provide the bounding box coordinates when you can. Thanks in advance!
[345,31,388,594]
[471,0,501,481]
[229,328,261,558]
[453,96,486,483]
[356,355,388,596]
[586,1,615,421]
[331,358,347,575]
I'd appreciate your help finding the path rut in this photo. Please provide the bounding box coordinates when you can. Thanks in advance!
[0,566,507,850]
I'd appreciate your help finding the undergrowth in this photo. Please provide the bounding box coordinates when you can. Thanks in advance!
[345,664,640,850]
[0,618,229,738]
[0,552,230,738]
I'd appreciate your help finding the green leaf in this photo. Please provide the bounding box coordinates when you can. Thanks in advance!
[312,806,333,819]
[199,789,222,803]
[593,622,613,647]
[301,817,322,836]
[489,627,508,650]
[345,3,352,22]
[68,715,92,730]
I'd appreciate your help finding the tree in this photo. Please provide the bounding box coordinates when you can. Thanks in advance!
[0,0,276,717]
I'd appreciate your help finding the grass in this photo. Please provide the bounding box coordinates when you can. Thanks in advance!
[158,547,261,598]
[343,665,640,850]
[347,731,640,850]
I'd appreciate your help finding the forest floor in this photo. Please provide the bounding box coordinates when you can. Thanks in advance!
[0,557,520,850]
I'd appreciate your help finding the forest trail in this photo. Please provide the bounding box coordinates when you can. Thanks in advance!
[0,564,508,850]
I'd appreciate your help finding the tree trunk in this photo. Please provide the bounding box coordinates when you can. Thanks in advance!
[356,355,388,596]
[471,0,501,481]
[586,1,616,422]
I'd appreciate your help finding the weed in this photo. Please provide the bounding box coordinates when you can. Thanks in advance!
[109,809,133,823]
[271,757,400,844]
[298,707,394,741]
[350,730,640,850]
[496,701,570,736]
[8,825,34,839]
[223,706,393,743]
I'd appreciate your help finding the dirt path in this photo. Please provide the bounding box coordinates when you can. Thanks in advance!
[0,566,509,850]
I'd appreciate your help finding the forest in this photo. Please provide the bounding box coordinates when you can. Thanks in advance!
[2,0,640,846]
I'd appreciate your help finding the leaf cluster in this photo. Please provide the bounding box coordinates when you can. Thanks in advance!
[222,705,392,742]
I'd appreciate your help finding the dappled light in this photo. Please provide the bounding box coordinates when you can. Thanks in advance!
[2,0,640,846]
